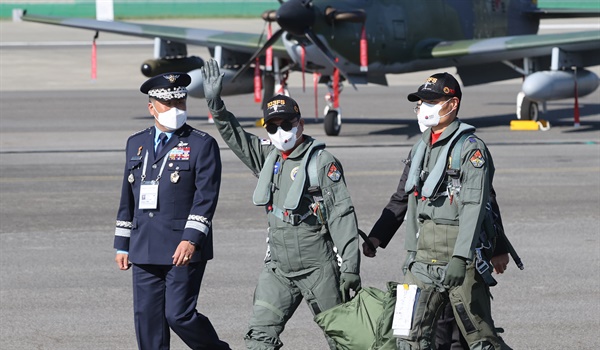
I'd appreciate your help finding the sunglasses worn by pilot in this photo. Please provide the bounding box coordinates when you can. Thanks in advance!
[265,119,297,134]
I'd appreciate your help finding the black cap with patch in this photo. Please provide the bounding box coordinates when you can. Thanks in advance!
[407,72,462,102]
[263,95,301,123]
[140,72,191,100]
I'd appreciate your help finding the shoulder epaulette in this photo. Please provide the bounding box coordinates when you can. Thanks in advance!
[191,129,207,138]
[128,127,151,139]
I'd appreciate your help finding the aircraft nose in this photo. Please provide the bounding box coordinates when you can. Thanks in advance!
[276,0,315,36]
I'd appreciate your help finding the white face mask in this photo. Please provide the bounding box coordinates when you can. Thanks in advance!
[269,127,298,152]
[417,99,452,130]
[154,104,187,131]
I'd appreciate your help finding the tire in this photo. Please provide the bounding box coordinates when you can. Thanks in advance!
[519,97,539,121]
[324,110,341,136]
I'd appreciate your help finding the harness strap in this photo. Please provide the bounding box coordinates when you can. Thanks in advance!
[270,148,326,226]
[271,204,314,226]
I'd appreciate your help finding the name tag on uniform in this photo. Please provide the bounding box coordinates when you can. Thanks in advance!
[139,180,159,209]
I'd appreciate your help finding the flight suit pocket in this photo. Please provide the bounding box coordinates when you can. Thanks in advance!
[459,187,481,204]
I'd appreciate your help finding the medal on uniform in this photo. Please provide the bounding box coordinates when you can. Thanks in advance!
[128,173,135,184]
[171,171,180,183]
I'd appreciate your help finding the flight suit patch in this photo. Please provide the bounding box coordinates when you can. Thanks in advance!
[327,163,341,182]
[290,166,299,180]
[470,150,485,168]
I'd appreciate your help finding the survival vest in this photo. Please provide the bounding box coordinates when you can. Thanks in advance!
[253,142,326,226]
[404,123,522,285]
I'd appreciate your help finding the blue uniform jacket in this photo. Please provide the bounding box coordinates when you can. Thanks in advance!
[114,124,221,265]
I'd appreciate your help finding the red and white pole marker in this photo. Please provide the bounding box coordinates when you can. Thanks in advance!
[360,24,368,72]
[266,23,273,72]
[254,58,262,103]
[333,62,340,109]
[91,32,98,81]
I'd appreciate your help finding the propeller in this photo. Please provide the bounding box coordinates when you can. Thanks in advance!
[231,0,366,88]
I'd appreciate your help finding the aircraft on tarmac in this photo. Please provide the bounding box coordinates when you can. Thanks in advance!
[21,0,600,135]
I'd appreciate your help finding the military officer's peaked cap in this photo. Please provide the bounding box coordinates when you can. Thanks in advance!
[140,72,191,100]
[407,72,462,102]
[263,94,301,123]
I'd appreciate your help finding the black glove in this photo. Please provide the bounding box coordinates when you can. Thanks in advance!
[200,59,224,110]
[340,272,361,303]
[442,257,467,288]
[402,251,416,276]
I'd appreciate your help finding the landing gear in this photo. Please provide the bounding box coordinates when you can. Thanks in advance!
[323,78,343,136]
[323,107,341,136]
[516,92,539,121]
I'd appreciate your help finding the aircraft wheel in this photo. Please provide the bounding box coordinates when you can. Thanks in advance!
[324,110,341,136]
[520,97,539,121]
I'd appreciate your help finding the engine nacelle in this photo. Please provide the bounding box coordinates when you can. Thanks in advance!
[141,56,204,77]
[522,69,599,101]
[186,67,255,98]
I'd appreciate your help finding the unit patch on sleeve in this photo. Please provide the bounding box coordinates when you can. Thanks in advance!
[470,150,485,168]
[327,163,341,182]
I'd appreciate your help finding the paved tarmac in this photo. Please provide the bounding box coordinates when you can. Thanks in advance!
[1,17,599,350]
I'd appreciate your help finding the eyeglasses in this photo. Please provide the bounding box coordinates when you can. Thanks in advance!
[265,119,297,134]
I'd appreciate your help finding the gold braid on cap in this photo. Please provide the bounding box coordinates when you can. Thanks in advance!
[148,86,188,100]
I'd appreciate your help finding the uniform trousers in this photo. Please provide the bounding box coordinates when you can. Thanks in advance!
[244,260,341,350]
[132,262,230,350]
[436,303,469,350]
[396,261,506,350]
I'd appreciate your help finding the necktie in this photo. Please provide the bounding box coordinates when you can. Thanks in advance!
[155,133,167,156]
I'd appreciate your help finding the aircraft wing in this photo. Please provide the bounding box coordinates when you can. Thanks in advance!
[423,31,600,85]
[429,31,600,64]
[20,13,290,58]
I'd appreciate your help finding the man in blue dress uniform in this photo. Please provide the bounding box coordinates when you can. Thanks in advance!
[114,72,230,350]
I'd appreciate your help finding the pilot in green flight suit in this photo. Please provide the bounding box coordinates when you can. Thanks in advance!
[398,73,510,350]
[201,59,361,350]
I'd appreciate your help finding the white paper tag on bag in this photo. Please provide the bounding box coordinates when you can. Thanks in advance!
[392,284,419,337]
[139,181,159,209]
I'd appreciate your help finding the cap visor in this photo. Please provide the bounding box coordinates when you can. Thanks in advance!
[263,113,299,123]
[407,90,445,102]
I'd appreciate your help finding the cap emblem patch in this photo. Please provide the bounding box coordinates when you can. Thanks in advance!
[164,74,179,83]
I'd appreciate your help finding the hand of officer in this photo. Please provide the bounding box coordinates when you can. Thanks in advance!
[115,253,131,271]
[402,251,416,276]
[201,59,224,109]
[340,272,361,303]
[362,237,380,257]
[491,253,510,274]
[442,257,467,288]
[172,240,196,267]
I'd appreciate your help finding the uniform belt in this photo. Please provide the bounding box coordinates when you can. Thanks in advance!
[270,205,312,226]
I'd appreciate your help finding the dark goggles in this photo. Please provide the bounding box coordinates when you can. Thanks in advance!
[265,119,297,134]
